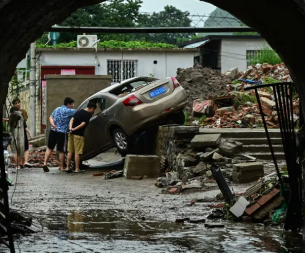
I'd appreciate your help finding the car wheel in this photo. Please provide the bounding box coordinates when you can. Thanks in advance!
[113,128,130,155]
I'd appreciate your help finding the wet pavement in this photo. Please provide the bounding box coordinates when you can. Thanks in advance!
[3,151,303,252]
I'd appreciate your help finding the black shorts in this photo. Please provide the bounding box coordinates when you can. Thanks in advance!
[24,133,29,151]
[47,130,67,152]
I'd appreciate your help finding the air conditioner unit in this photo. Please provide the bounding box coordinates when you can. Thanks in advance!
[77,35,98,48]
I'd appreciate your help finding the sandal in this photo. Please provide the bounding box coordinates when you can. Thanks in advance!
[43,165,49,172]
[74,170,85,173]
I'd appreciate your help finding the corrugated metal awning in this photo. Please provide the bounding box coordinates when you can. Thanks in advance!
[183,39,210,49]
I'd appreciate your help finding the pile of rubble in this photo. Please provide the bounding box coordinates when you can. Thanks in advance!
[155,126,265,193]
[155,125,287,225]
[176,66,231,111]
[10,147,59,168]
[187,63,299,129]
[236,63,292,83]
[232,172,285,222]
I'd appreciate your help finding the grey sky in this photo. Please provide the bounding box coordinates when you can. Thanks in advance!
[139,0,216,15]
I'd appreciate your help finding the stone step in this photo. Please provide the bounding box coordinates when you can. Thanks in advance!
[231,138,283,145]
[242,144,283,153]
[199,128,282,138]
[243,152,286,160]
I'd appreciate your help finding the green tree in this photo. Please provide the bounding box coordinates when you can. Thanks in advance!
[137,5,193,44]
[57,0,143,43]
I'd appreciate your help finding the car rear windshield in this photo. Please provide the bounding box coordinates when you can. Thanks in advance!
[109,78,158,97]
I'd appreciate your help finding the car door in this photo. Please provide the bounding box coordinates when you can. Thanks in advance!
[82,95,113,159]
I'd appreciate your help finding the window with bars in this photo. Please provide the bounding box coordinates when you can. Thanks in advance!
[107,60,138,83]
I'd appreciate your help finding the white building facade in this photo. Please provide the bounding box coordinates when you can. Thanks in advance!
[183,35,267,73]
[38,47,198,83]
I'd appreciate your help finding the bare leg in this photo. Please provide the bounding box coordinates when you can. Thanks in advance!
[19,157,25,166]
[66,152,73,171]
[58,152,65,170]
[43,148,52,166]
[74,153,80,172]
[14,153,20,169]
[24,150,29,164]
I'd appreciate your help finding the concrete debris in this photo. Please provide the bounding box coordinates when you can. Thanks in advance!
[241,63,292,83]
[191,134,221,150]
[123,155,160,179]
[185,63,298,129]
[218,141,241,157]
[212,152,223,161]
[10,146,58,168]
[224,67,239,79]
[105,170,123,179]
[155,125,271,194]
[192,162,207,175]
[200,148,219,161]
[233,162,264,183]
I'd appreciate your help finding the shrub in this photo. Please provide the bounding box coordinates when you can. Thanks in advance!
[248,45,282,65]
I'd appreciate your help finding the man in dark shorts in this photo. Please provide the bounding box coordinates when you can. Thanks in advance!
[43,97,76,172]
[65,101,96,173]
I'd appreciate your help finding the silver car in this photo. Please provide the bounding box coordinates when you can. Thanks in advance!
[78,76,187,160]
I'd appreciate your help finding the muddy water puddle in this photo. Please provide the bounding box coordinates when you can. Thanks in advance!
[9,209,303,252]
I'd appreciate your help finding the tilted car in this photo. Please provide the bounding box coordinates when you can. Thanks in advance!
[78,76,188,160]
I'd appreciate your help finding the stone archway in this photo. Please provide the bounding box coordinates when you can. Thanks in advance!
[1,0,305,106]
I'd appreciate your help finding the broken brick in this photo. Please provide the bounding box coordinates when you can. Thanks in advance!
[245,203,261,216]
[168,187,179,194]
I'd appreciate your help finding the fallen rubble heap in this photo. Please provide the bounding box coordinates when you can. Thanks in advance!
[176,66,231,112]
[185,63,298,129]
[10,146,59,168]
[155,126,265,193]
[155,125,288,226]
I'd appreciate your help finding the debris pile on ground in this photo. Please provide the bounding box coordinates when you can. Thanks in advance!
[176,66,231,111]
[182,63,298,129]
[10,146,59,168]
[155,126,265,194]
[236,63,292,84]
[227,171,286,225]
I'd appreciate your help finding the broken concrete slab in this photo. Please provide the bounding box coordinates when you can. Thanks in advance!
[200,148,219,161]
[192,162,207,175]
[233,162,264,183]
[212,152,223,161]
[124,155,160,179]
[233,162,264,172]
[224,67,238,79]
[181,155,198,167]
[181,182,203,191]
[219,142,239,157]
[191,134,221,150]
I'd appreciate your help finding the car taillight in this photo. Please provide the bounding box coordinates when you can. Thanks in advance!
[123,94,143,106]
[171,77,180,89]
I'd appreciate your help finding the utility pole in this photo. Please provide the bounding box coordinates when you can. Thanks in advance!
[29,42,36,136]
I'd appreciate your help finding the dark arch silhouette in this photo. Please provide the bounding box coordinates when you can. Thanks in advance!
[0,0,305,108]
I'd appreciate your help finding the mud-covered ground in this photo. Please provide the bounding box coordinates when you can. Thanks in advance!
[3,151,302,253]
